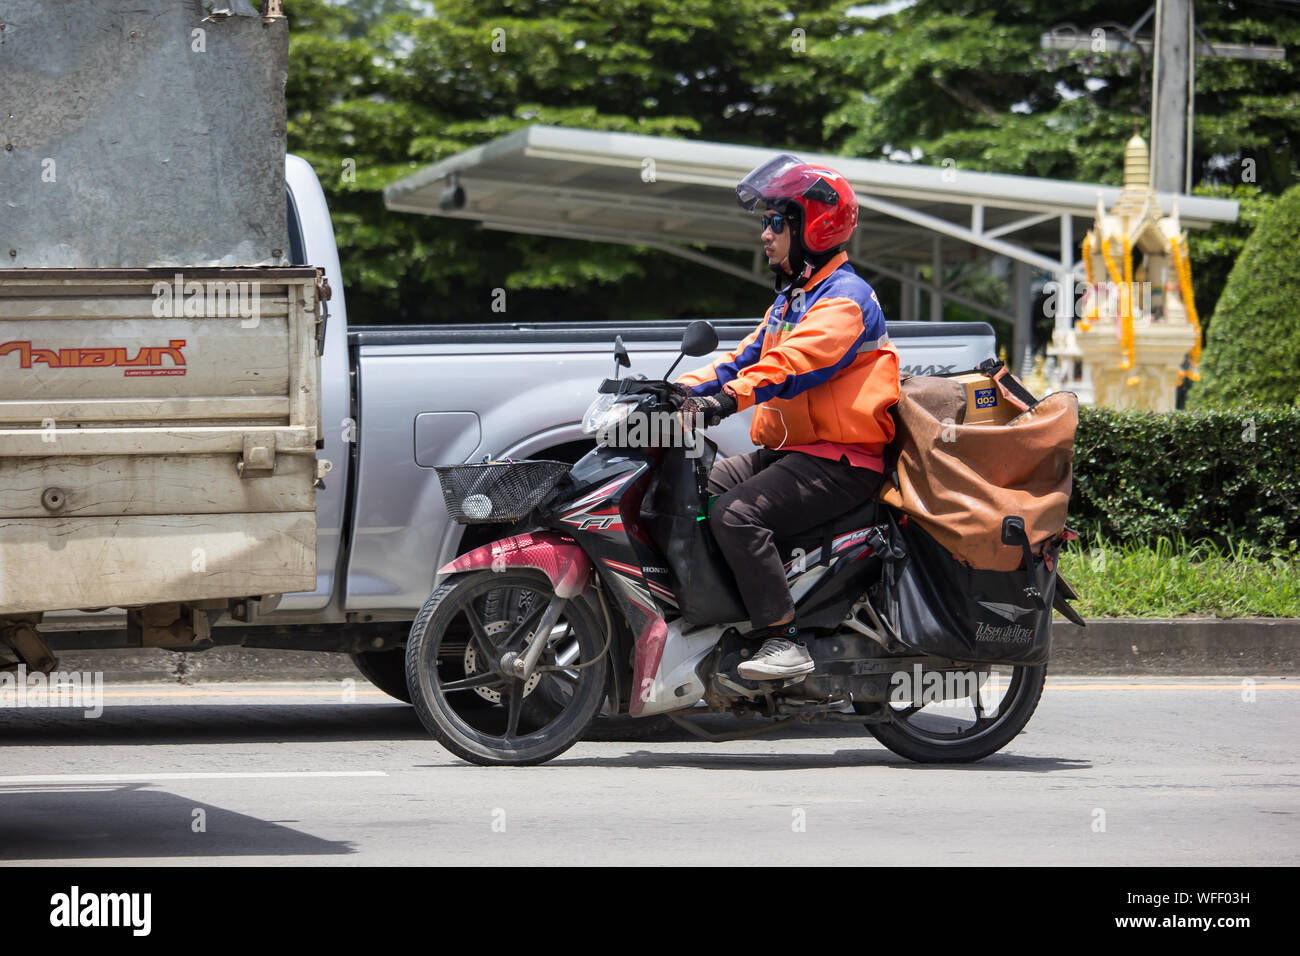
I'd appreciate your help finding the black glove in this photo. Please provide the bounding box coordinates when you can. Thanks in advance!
[680,391,738,428]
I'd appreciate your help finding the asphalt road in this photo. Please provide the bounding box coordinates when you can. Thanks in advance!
[0,676,1295,866]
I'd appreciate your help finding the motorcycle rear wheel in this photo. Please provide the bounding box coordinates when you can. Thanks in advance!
[862,663,1046,763]
[406,569,608,766]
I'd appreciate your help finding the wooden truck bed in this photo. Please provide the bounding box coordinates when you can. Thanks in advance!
[0,267,326,617]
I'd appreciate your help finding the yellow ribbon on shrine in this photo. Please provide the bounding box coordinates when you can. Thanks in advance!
[1120,235,1138,383]
[1097,235,1137,380]
[1080,233,1097,331]
[1169,234,1202,384]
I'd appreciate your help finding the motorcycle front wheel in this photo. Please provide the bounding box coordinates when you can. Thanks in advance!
[405,569,609,766]
[860,662,1046,763]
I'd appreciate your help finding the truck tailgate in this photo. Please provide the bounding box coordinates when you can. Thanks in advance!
[0,267,325,615]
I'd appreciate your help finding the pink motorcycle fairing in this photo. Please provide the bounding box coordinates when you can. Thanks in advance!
[439,531,592,599]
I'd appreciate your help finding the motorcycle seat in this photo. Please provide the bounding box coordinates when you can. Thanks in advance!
[775,497,881,563]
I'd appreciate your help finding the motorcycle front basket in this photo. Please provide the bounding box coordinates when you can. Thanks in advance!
[434,460,571,525]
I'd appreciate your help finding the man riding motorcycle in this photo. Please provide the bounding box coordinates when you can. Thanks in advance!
[674,155,901,680]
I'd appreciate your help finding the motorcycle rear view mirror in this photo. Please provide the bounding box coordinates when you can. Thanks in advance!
[613,335,631,379]
[682,321,718,357]
[664,321,719,381]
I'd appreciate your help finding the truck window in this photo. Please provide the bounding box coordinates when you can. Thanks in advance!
[286,190,307,266]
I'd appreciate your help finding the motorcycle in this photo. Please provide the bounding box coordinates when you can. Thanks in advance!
[406,321,1069,766]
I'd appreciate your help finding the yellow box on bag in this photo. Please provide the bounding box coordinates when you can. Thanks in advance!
[952,373,1019,426]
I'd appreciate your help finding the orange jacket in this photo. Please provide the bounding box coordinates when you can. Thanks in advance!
[677,252,900,453]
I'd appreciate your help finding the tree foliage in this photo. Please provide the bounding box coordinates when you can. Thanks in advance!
[1187,183,1276,328]
[282,0,1300,330]
[824,1,1300,190]
[1190,183,1300,410]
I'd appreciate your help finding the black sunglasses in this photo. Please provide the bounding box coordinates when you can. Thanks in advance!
[761,213,787,234]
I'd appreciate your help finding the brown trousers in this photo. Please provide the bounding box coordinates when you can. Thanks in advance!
[707,449,885,629]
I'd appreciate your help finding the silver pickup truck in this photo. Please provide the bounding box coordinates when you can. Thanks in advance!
[23,156,996,699]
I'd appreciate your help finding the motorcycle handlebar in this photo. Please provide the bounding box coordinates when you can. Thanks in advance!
[596,378,684,407]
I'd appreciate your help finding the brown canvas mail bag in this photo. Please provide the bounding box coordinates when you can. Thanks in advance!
[878,371,1078,572]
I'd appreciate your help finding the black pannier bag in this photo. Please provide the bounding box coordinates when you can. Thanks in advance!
[640,440,748,626]
[877,512,1065,666]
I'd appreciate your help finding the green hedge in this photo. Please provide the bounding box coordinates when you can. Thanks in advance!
[1069,405,1300,554]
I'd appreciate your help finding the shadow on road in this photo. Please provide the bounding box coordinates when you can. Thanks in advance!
[0,705,874,746]
[0,706,1086,768]
[0,704,426,746]
[0,784,354,861]
[548,750,1090,772]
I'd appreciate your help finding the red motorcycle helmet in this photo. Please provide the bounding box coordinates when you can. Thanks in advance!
[736,154,858,253]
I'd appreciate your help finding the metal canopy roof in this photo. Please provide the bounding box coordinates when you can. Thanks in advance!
[385,126,1236,257]
[383,125,1238,328]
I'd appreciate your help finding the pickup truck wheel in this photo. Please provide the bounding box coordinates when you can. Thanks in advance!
[349,646,494,710]
[349,649,412,704]
[581,713,678,741]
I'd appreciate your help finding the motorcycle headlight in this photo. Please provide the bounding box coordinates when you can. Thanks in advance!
[582,394,634,435]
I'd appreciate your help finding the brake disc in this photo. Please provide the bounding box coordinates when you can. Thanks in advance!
[464,620,542,704]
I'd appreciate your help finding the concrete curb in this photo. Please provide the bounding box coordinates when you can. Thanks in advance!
[1050,618,1298,674]
[48,647,362,685]
[36,618,1299,683]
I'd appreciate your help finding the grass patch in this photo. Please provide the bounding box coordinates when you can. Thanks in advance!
[1056,533,1300,619]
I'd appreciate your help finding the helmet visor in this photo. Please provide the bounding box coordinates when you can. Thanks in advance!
[735,154,807,212]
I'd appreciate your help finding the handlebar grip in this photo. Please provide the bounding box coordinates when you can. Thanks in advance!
[597,379,683,404]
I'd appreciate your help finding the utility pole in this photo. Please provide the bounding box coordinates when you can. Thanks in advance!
[1151,0,1193,193]
[1042,7,1285,194]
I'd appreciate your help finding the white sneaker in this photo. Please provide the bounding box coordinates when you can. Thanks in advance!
[737,637,815,680]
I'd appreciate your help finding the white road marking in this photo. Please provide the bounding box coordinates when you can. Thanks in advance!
[0,771,388,784]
